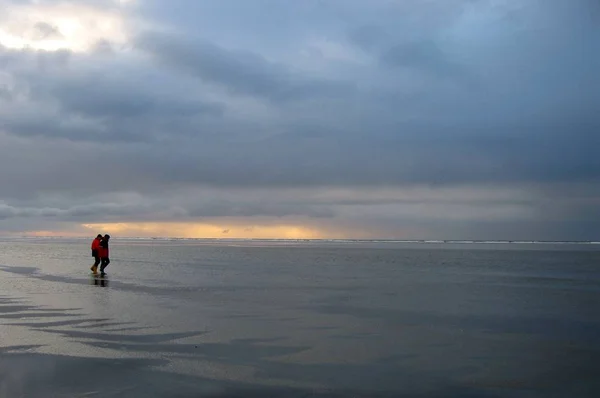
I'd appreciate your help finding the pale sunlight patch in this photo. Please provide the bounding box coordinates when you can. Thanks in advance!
[0,2,131,52]
[81,222,326,239]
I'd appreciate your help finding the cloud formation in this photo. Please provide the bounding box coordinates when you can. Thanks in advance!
[0,0,598,239]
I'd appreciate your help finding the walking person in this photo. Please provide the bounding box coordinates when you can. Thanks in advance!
[90,234,102,274]
[98,234,111,276]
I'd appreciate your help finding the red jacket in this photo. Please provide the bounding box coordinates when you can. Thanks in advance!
[91,238,101,251]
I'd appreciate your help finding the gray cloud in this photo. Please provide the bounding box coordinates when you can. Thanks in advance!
[0,0,598,239]
[380,39,474,84]
[0,46,225,142]
[48,75,223,120]
[4,0,123,6]
[32,22,63,40]
[0,189,336,223]
[135,31,356,103]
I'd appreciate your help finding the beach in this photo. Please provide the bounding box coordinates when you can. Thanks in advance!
[1,238,599,397]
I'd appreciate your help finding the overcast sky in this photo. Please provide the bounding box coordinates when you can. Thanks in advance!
[0,0,598,240]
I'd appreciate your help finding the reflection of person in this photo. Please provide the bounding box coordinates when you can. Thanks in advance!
[90,234,102,274]
[92,276,108,287]
[98,234,111,276]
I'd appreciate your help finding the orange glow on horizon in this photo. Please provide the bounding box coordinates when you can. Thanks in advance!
[81,222,329,239]
[2,222,417,240]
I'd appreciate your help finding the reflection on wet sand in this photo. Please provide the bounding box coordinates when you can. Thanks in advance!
[2,242,600,398]
[1,295,332,397]
[0,348,497,398]
[3,291,598,398]
[91,274,109,287]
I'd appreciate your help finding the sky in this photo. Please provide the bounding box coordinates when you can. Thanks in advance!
[0,0,598,240]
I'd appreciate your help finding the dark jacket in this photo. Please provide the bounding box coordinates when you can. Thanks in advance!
[98,239,109,259]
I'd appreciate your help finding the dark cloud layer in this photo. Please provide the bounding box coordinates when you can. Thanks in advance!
[136,32,357,103]
[0,0,598,239]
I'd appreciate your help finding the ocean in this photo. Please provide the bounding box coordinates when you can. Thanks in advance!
[1,238,599,397]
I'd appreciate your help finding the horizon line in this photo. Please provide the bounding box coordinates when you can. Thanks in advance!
[1,236,598,244]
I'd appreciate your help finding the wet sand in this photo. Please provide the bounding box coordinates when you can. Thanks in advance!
[1,239,600,397]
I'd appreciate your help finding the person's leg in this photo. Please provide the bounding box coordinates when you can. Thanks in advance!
[100,258,110,274]
[91,252,100,273]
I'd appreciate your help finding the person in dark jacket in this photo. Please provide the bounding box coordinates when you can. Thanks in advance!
[98,234,111,276]
[90,234,102,274]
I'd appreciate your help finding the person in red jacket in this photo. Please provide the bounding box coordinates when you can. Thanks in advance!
[90,234,102,274]
[98,234,111,276]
